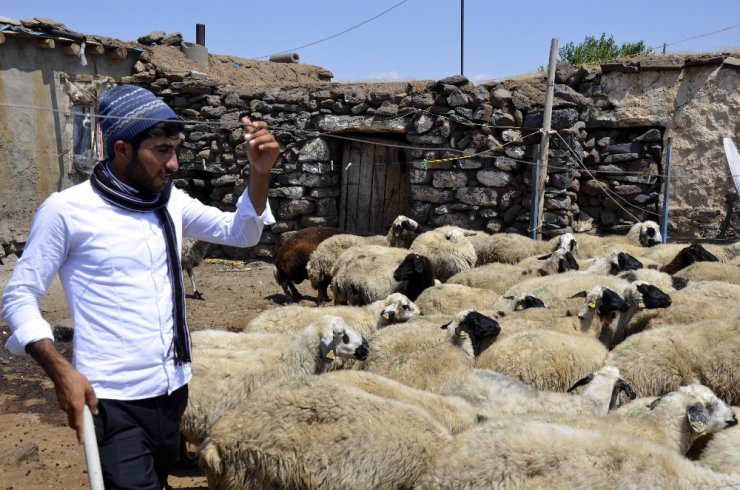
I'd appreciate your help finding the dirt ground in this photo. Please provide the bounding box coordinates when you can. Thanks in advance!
[0,255,315,489]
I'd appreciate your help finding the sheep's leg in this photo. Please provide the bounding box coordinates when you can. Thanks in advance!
[316,285,330,305]
[187,268,204,300]
[287,281,303,301]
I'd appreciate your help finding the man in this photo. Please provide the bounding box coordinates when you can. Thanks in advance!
[2,84,279,489]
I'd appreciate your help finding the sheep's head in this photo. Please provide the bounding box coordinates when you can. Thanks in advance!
[613,252,643,274]
[648,384,738,445]
[317,315,369,362]
[388,215,421,247]
[555,232,578,254]
[675,243,720,269]
[638,221,662,247]
[378,293,421,324]
[393,253,433,281]
[623,281,672,310]
[568,365,636,412]
[443,310,501,356]
[574,286,629,321]
[512,293,547,311]
[538,249,579,274]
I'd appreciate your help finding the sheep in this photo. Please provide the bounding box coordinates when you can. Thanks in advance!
[417,419,740,489]
[688,406,740,474]
[329,244,413,305]
[243,292,420,338]
[437,365,636,419]
[659,242,720,274]
[487,285,629,341]
[199,374,453,490]
[475,329,610,392]
[318,370,482,435]
[512,247,580,275]
[363,310,501,392]
[604,385,739,455]
[471,231,553,265]
[273,226,345,301]
[606,317,740,404]
[409,226,477,282]
[181,238,211,300]
[180,315,369,447]
[412,283,499,316]
[305,215,420,303]
[191,328,290,351]
[568,220,663,259]
[675,261,740,285]
[618,267,688,293]
[391,252,436,301]
[580,249,644,275]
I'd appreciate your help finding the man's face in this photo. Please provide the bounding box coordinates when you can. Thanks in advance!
[125,135,181,193]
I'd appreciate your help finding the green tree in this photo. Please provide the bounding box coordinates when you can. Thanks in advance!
[558,33,653,65]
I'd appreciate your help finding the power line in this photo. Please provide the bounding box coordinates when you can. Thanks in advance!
[253,0,411,59]
[652,23,740,52]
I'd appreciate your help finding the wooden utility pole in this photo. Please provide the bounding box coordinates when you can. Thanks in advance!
[460,0,465,75]
[535,38,559,240]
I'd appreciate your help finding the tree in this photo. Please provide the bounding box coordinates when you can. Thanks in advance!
[558,33,653,65]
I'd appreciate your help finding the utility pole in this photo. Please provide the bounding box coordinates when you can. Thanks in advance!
[460,0,464,75]
[535,38,559,240]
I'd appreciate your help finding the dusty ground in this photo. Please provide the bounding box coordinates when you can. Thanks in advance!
[0,255,315,489]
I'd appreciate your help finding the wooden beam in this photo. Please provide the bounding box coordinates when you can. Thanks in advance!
[63,43,81,56]
[109,47,127,60]
[38,38,55,49]
[88,44,105,55]
[535,38,558,240]
[0,33,6,45]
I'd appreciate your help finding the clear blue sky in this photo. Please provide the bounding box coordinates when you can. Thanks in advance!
[4,0,739,82]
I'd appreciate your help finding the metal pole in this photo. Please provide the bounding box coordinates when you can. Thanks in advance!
[660,137,673,243]
[536,38,559,240]
[460,0,464,75]
[196,24,206,46]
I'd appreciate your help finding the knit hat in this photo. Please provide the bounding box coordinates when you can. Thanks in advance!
[98,84,179,156]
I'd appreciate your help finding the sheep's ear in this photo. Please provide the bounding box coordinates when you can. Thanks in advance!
[687,403,709,434]
[570,291,588,298]
[567,374,594,392]
[440,321,451,330]
[320,340,337,362]
[618,379,637,400]
[537,253,552,260]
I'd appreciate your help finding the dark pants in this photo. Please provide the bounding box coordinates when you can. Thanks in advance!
[93,385,189,490]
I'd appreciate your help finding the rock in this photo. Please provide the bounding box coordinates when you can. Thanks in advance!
[298,138,331,162]
[1,442,39,463]
[477,169,514,188]
[433,171,468,189]
[162,32,183,46]
[137,31,166,45]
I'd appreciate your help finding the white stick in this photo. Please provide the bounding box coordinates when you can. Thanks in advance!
[83,404,105,489]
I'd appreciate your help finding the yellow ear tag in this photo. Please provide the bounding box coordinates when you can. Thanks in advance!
[381,311,391,320]
[691,420,706,433]
[588,301,597,309]
[325,350,336,360]
[515,305,524,311]
[458,331,469,339]
[638,300,646,308]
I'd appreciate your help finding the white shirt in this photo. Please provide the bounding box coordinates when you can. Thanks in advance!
[2,181,274,400]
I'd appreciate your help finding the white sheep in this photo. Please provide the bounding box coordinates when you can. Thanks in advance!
[471,231,552,265]
[363,310,501,391]
[191,328,289,351]
[328,244,416,305]
[675,261,740,285]
[304,215,420,303]
[437,365,636,418]
[409,225,477,282]
[318,370,482,435]
[447,262,527,294]
[606,317,740,404]
[474,329,609,392]
[606,386,739,455]
[688,406,740,474]
[181,315,369,446]
[412,283,499,316]
[569,220,663,259]
[243,292,420,338]
[417,419,740,489]
[199,373,452,490]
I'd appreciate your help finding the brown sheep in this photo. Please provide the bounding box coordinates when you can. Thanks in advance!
[274,226,345,301]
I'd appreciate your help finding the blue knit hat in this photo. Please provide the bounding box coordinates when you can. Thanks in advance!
[98,84,179,156]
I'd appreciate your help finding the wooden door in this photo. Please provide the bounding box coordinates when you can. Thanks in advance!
[339,139,411,234]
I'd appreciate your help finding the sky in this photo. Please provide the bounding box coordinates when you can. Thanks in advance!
[3,0,739,82]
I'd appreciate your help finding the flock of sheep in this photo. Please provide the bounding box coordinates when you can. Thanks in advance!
[183,216,740,489]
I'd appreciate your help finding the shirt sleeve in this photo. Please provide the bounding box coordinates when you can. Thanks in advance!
[180,186,275,247]
[3,194,69,355]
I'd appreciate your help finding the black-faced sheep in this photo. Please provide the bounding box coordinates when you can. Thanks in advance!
[409,226,477,282]
[659,243,720,275]
[363,310,501,392]
[273,226,345,301]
